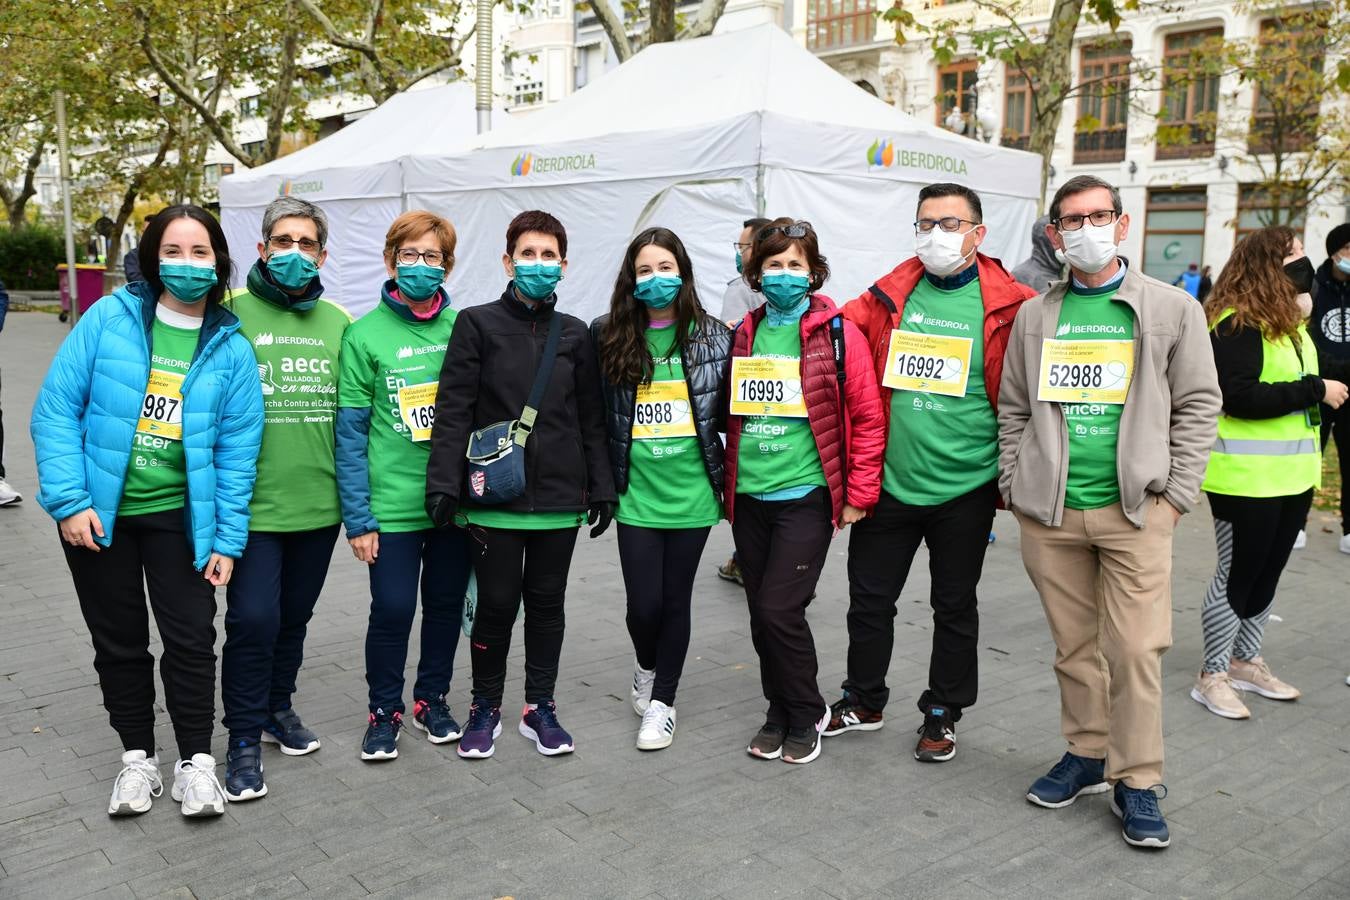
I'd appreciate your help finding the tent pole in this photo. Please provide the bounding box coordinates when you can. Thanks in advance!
[755,162,766,217]
[475,0,492,134]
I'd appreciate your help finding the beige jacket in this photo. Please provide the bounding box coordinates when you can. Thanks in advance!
[997,264,1222,528]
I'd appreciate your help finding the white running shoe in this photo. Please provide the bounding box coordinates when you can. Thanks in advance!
[0,479,21,507]
[1292,530,1307,550]
[171,753,227,817]
[631,661,656,716]
[108,749,162,816]
[1340,534,1350,555]
[636,700,676,751]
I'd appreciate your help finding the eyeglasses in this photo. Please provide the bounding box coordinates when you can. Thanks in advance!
[732,241,753,252]
[268,235,322,253]
[758,221,814,240]
[396,248,447,267]
[1053,210,1119,232]
[915,217,979,234]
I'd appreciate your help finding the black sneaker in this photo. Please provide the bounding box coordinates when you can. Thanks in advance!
[261,708,320,756]
[224,739,266,802]
[746,722,787,760]
[822,693,884,737]
[412,695,463,744]
[360,708,401,761]
[782,708,829,764]
[913,705,956,762]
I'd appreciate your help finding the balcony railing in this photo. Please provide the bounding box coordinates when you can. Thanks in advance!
[1074,127,1127,164]
[1002,133,1032,152]
[1155,122,1215,160]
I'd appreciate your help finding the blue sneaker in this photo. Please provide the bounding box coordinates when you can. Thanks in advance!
[519,700,575,756]
[1112,783,1170,848]
[412,695,463,744]
[457,700,502,759]
[261,708,320,756]
[360,709,401,761]
[224,739,266,802]
[1026,752,1110,808]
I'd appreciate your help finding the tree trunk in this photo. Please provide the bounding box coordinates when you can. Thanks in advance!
[1027,0,1086,212]
[649,0,676,45]
[1,131,50,229]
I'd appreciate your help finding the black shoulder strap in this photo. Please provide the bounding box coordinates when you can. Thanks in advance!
[517,312,562,440]
[830,314,848,483]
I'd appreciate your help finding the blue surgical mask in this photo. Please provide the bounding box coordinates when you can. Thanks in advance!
[513,260,563,300]
[760,271,810,310]
[266,247,320,292]
[159,258,217,304]
[395,263,445,302]
[633,272,682,309]
[735,251,743,274]
[1337,257,1350,276]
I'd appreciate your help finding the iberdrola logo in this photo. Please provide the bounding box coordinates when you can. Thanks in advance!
[867,139,896,168]
[510,152,534,177]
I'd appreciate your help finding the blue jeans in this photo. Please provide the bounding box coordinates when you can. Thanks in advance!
[365,528,471,713]
[222,525,340,741]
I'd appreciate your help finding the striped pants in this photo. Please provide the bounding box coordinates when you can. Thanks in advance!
[1201,490,1313,674]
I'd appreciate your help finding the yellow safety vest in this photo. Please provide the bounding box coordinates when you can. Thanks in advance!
[1203,309,1321,497]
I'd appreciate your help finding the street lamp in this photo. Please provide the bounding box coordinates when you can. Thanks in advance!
[944,77,998,143]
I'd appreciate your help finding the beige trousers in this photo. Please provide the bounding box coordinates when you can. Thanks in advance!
[1015,499,1174,788]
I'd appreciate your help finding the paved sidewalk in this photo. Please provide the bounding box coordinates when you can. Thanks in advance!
[1,309,1348,899]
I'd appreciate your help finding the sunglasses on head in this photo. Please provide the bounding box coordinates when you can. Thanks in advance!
[758,221,814,241]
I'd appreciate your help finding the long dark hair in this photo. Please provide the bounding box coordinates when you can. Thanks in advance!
[600,227,707,386]
[138,204,233,306]
[1204,225,1303,345]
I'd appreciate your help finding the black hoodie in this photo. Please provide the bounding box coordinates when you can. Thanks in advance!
[1311,259,1350,362]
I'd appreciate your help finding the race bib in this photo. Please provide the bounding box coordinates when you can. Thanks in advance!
[881,330,973,398]
[633,380,695,440]
[729,357,808,418]
[1037,339,1134,404]
[398,381,438,442]
[136,369,185,441]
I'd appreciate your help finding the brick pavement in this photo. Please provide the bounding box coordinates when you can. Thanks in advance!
[1,309,1348,899]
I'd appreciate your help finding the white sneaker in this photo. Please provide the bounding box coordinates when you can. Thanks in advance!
[1340,534,1350,555]
[636,700,676,751]
[108,749,162,816]
[171,753,226,817]
[1293,529,1307,550]
[0,478,20,507]
[631,661,656,716]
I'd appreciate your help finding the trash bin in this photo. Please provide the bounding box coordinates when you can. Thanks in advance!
[57,263,106,322]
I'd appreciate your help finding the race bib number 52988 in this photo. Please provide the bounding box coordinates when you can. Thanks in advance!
[1036,339,1134,404]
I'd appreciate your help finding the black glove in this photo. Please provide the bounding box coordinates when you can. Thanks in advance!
[426,493,455,529]
[587,501,616,539]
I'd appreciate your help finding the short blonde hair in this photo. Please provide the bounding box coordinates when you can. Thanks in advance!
[384,210,457,270]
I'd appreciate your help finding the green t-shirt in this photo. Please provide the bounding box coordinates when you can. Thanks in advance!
[338,301,456,533]
[734,322,826,495]
[615,326,722,529]
[883,275,998,506]
[223,289,351,532]
[120,316,199,516]
[462,508,584,531]
[1058,282,1135,510]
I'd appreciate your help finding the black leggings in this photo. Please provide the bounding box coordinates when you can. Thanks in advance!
[469,525,579,707]
[616,524,712,705]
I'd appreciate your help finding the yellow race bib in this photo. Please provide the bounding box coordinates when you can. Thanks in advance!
[136,369,185,441]
[881,330,973,398]
[398,381,438,442]
[730,357,808,418]
[1037,339,1134,404]
[633,380,696,440]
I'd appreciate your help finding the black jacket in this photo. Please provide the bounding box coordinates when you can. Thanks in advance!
[1211,318,1326,419]
[1311,260,1350,362]
[426,285,615,514]
[590,314,732,498]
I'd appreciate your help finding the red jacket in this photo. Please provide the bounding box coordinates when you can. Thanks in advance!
[725,294,886,526]
[842,254,1036,432]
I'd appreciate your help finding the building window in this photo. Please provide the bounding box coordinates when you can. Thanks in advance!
[807,0,877,52]
[935,60,977,127]
[1250,17,1323,155]
[1002,68,1032,151]
[1156,29,1221,160]
[513,80,544,107]
[241,140,265,159]
[1237,183,1308,237]
[239,95,262,119]
[1074,40,1132,164]
[1142,189,1206,285]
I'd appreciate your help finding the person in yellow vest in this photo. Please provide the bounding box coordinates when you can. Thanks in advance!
[1191,226,1349,719]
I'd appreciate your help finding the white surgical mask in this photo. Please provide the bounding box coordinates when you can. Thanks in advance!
[1059,221,1118,274]
[915,227,975,277]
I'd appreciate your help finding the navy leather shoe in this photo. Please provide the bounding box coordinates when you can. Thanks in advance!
[224,739,266,802]
[1112,783,1170,848]
[1026,751,1109,808]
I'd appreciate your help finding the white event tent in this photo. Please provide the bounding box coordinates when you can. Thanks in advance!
[219,83,501,312]
[403,24,1042,320]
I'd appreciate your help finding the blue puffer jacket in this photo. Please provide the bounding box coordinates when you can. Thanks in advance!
[30,283,264,569]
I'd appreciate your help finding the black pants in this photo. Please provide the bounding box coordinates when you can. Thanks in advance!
[1207,490,1312,619]
[616,524,712,706]
[1320,404,1349,534]
[62,508,217,759]
[469,525,579,707]
[843,482,996,721]
[221,525,340,740]
[732,488,832,730]
[0,368,6,478]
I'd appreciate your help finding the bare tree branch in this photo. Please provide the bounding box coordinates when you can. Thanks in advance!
[583,0,634,62]
[679,0,728,39]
